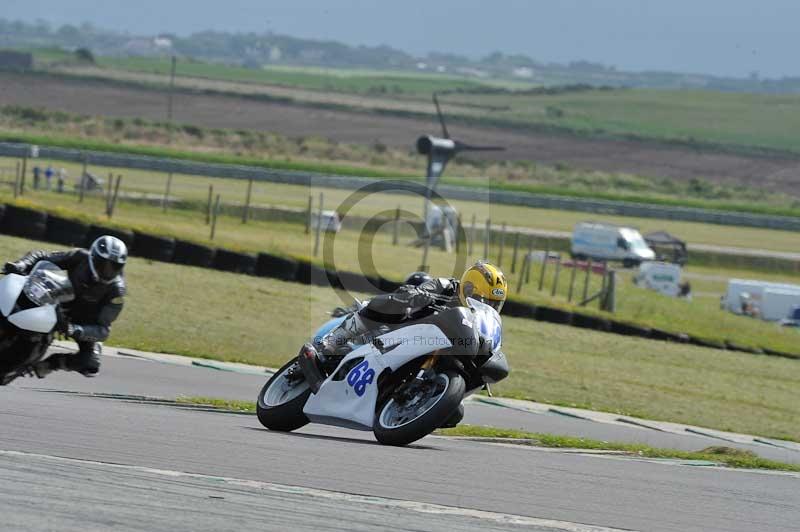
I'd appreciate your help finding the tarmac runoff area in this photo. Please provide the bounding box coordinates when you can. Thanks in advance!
[0,344,797,531]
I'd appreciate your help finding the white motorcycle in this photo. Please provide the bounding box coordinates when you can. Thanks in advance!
[0,261,74,385]
[256,298,509,446]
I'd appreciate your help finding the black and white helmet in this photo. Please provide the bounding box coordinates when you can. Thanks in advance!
[403,271,433,288]
[89,235,128,282]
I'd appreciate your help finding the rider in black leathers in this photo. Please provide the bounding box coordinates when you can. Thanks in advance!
[312,262,507,429]
[319,275,459,357]
[3,236,128,377]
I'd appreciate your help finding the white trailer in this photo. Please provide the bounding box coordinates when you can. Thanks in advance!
[762,289,800,321]
[723,279,800,317]
[633,262,682,297]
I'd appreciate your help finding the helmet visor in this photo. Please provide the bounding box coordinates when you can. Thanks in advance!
[485,298,505,313]
[94,256,124,281]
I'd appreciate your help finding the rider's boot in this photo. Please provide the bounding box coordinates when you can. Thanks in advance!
[317,312,369,361]
[70,342,101,377]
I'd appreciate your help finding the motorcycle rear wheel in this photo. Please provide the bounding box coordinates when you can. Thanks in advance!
[256,359,312,432]
[373,370,465,446]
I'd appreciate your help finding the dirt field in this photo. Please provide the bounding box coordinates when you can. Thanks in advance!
[1,72,798,192]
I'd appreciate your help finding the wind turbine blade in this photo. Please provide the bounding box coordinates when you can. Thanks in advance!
[433,93,450,139]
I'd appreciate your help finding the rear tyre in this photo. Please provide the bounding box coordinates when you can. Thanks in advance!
[256,359,312,432]
[373,370,465,446]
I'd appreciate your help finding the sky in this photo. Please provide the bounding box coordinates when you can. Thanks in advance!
[3,0,798,78]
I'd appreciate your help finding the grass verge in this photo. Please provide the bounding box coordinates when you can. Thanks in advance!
[0,231,798,441]
[436,425,800,473]
[176,396,257,413]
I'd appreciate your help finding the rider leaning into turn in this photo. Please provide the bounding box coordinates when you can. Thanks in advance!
[317,260,508,362]
[3,236,128,378]
[311,261,507,429]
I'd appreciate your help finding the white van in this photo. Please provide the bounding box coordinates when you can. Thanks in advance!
[633,262,682,297]
[571,222,655,266]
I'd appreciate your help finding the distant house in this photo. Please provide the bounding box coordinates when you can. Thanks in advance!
[0,50,33,70]
[512,67,534,79]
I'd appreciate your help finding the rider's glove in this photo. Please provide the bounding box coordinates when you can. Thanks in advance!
[3,261,24,275]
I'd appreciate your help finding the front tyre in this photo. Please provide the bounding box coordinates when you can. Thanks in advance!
[373,370,465,446]
[257,359,312,432]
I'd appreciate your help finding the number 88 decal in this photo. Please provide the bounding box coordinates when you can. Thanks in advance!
[347,360,376,397]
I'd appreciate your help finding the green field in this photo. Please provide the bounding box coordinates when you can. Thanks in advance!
[5,155,799,254]
[443,89,800,155]
[4,107,800,218]
[96,56,496,96]
[0,232,797,441]
[45,52,800,156]
[3,182,800,357]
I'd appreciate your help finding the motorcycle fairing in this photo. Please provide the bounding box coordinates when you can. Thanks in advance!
[0,274,25,317]
[8,305,57,334]
[303,323,452,430]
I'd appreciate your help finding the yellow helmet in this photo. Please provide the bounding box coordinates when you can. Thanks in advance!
[459,261,508,312]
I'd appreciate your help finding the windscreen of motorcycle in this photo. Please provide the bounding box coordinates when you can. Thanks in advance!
[24,261,74,307]
[467,297,502,351]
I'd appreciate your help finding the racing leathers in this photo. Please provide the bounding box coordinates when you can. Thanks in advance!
[4,249,126,376]
[318,277,459,360]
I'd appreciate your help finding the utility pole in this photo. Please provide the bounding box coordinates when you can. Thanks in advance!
[167,55,177,126]
[164,55,177,213]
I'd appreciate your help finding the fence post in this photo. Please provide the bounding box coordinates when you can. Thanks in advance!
[468,214,476,256]
[550,254,562,297]
[79,155,88,203]
[516,254,529,294]
[602,270,617,312]
[242,178,253,223]
[19,157,27,195]
[567,260,578,302]
[304,195,313,234]
[525,238,534,284]
[105,172,114,215]
[313,192,324,257]
[108,175,122,218]
[210,194,221,240]
[498,223,506,267]
[483,219,491,259]
[538,242,550,291]
[510,233,520,274]
[13,162,20,199]
[582,259,592,303]
[162,173,173,213]
[599,268,608,310]
[392,206,400,245]
[205,185,214,225]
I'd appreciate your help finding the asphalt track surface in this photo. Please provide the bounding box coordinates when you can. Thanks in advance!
[1,354,798,532]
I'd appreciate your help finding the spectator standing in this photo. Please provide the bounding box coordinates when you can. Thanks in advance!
[44,165,54,190]
[57,168,67,193]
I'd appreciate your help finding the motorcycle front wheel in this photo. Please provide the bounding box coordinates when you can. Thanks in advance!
[373,370,465,446]
[256,359,312,432]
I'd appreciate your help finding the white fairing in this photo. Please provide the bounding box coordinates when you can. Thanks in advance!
[468,298,503,351]
[8,305,57,333]
[303,323,452,430]
[0,274,25,317]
